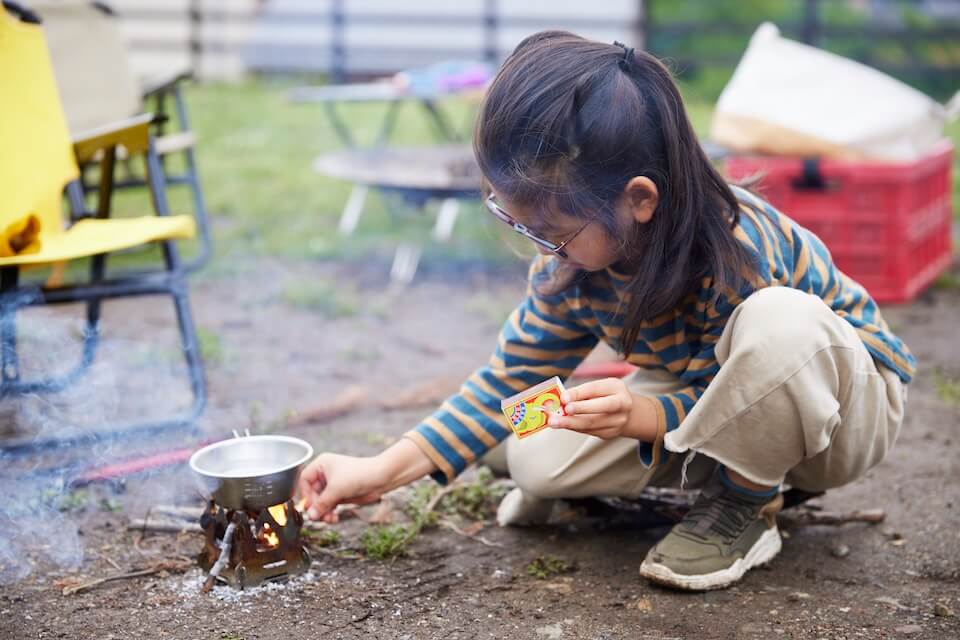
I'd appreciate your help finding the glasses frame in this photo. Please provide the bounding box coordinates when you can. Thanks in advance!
[485,195,592,259]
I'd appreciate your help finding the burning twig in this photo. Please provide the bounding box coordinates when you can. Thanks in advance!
[201,520,237,593]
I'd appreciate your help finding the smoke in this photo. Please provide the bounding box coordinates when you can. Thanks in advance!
[0,297,201,586]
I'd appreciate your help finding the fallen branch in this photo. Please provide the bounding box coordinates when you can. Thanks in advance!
[287,385,369,426]
[378,376,463,411]
[128,518,202,534]
[439,519,502,548]
[779,508,885,527]
[425,482,461,514]
[60,560,192,596]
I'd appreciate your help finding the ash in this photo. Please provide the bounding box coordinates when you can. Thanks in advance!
[167,568,333,606]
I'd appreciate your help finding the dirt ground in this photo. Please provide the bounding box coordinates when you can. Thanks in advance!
[1,257,959,640]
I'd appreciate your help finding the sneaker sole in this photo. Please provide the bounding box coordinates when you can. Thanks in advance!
[638,526,782,591]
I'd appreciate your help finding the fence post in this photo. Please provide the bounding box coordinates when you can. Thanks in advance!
[189,0,202,77]
[637,0,649,50]
[331,0,346,82]
[802,0,820,45]
[483,0,498,66]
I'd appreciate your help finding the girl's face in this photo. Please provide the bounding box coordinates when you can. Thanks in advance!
[489,178,657,272]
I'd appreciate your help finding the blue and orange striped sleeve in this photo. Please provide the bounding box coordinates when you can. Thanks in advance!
[405,257,599,484]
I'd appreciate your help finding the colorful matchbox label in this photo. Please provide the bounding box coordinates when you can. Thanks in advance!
[500,376,566,439]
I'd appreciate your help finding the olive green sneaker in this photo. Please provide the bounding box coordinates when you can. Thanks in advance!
[639,472,783,591]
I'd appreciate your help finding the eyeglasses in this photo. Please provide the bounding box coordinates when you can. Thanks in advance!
[485,195,592,259]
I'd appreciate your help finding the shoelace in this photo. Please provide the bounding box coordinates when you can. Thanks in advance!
[685,490,759,540]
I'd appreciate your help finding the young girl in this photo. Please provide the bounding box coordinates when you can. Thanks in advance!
[298,31,913,591]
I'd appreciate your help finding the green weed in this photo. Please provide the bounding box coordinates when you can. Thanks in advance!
[526,555,575,580]
[359,524,415,560]
[305,528,342,548]
[934,370,960,407]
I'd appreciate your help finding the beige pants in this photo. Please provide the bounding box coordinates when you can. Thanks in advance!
[494,287,907,498]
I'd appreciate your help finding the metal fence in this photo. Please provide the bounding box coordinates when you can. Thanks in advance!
[109,0,959,99]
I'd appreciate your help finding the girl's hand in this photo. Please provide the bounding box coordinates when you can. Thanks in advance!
[297,439,436,523]
[548,377,658,441]
[297,453,386,523]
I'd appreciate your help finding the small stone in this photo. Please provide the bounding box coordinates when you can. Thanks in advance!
[933,602,954,617]
[535,623,563,639]
[787,592,811,602]
[890,538,907,547]
[894,624,922,635]
[830,543,851,558]
[627,597,653,612]
[874,596,907,610]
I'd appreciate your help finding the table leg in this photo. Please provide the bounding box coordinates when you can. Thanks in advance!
[432,198,460,242]
[390,243,422,285]
[338,184,368,235]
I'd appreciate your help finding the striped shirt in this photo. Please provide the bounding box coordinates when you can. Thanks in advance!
[406,186,916,483]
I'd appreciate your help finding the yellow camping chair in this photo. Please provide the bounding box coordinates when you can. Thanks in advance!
[34,0,211,273]
[0,1,205,452]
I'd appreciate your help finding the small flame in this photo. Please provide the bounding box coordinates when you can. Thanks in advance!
[268,503,288,527]
[257,503,288,548]
[262,523,280,547]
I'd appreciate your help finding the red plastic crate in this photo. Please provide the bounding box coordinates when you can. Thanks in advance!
[725,141,955,304]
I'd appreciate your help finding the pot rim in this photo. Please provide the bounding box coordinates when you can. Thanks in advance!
[188,435,314,479]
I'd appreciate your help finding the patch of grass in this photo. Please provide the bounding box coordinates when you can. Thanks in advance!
[437,467,509,521]
[359,524,415,560]
[934,370,960,407]
[219,632,245,640]
[404,481,440,530]
[933,271,960,291]
[305,528,342,548]
[280,279,359,317]
[526,555,575,580]
[355,468,508,561]
[57,489,90,513]
[98,497,123,512]
[20,78,960,286]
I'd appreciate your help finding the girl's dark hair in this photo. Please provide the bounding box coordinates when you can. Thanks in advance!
[474,30,754,355]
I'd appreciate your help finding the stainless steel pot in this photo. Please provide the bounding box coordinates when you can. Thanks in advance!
[189,434,314,510]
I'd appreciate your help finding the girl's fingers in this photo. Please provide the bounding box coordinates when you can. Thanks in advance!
[561,378,623,404]
[564,395,625,416]
[549,413,609,432]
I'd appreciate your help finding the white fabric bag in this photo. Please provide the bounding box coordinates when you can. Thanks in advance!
[711,22,959,162]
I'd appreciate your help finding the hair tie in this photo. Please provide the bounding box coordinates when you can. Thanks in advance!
[613,40,635,71]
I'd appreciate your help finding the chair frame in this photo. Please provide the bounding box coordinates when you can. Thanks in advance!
[74,1,212,273]
[0,115,206,455]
